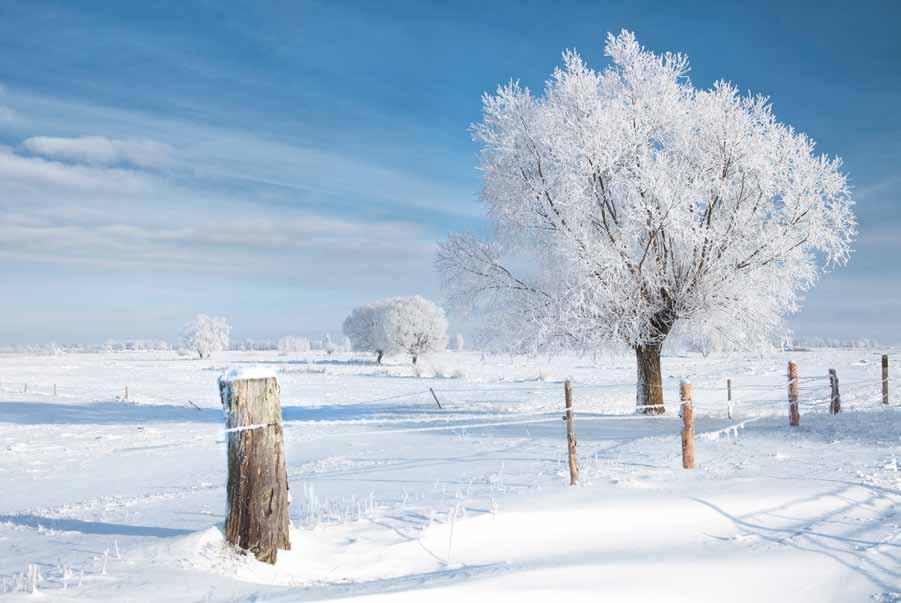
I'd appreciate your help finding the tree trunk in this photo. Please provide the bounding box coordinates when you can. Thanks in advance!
[412,355,418,365]
[376,351,384,364]
[635,344,665,415]
[218,375,291,564]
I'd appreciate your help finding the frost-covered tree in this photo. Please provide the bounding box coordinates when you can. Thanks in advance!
[449,332,465,352]
[378,296,448,364]
[182,314,230,359]
[343,296,448,364]
[343,301,391,363]
[437,31,855,414]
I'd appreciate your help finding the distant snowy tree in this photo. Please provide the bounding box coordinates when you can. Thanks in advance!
[437,31,856,414]
[343,301,391,363]
[339,336,353,353]
[182,314,230,359]
[378,296,448,364]
[323,333,336,355]
[278,336,311,353]
[449,333,465,351]
[343,297,448,364]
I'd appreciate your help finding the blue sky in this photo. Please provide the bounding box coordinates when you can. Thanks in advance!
[0,0,899,344]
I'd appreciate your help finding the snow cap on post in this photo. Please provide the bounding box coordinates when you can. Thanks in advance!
[220,366,278,384]
[680,379,692,402]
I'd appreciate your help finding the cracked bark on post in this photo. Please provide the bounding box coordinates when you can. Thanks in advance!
[218,375,290,564]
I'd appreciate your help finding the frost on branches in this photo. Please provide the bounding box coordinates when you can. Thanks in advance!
[437,31,856,414]
[343,296,449,364]
[182,314,230,359]
[343,301,391,364]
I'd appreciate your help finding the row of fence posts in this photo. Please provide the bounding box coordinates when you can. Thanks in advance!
[563,354,893,481]
[215,356,893,562]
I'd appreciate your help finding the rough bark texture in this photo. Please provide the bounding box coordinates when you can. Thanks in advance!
[635,344,665,415]
[829,368,841,415]
[564,380,579,486]
[788,361,800,427]
[218,376,290,564]
[680,381,694,469]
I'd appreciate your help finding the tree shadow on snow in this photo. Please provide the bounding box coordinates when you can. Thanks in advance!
[0,514,193,538]
[0,400,499,426]
[0,401,223,425]
[692,491,901,593]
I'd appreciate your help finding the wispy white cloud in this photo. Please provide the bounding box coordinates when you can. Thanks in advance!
[0,143,437,284]
[22,135,174,168]
[4,88,484,220]
[0,145,159,192]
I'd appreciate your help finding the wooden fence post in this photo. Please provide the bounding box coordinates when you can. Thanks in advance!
[882,354,889,405]
[564,380,579,486]
[788,361,800,427]
[828,369,841,415]
[726,378,733,420]
[218,369,291,564]
[680,380,694,469]
[429,387,443,409]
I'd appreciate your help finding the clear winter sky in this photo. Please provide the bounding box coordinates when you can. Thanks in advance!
[0,1,899,344]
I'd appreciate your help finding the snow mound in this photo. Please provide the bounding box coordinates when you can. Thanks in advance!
[138,522,444,587]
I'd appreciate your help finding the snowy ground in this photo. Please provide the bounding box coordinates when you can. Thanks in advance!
[1,348,899,601]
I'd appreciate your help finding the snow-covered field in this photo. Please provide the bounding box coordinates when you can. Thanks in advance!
[1,348,899,601]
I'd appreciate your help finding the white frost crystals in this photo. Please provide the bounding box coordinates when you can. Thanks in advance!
[182,314,231,359]
[437,30,856,411]
[343,296,448,364]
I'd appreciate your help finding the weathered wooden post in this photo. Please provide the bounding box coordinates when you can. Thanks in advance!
[429,387,443,409]
[680,380,694,469]
[828,369,841,415]
[788,360,800,427]
[882,354,889,405]
[726,378,733,420]
[564,380,579,486]
[218,368,291,564]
